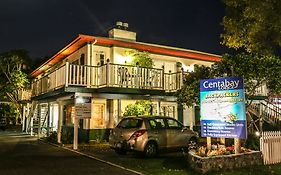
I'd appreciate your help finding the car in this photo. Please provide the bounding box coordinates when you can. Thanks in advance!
[109,116,198,157]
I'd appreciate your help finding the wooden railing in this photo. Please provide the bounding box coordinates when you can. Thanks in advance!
[250,99,281,126]
[31,62,185,96]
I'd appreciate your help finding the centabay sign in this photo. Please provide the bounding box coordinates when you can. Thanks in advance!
[200,77,247,139]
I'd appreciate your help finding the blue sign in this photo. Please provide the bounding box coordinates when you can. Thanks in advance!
[200,77,247,139]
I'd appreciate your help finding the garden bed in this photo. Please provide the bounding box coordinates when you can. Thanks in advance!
[188,150,263,174]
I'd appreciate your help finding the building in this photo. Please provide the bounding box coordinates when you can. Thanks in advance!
[23,22,221,142]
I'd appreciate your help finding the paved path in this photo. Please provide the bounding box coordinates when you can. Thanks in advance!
[0,131,139,175]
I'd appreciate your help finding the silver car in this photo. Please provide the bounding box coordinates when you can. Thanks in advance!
[109,116,198,157]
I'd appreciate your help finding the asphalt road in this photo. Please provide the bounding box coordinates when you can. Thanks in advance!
[0,131,139,175]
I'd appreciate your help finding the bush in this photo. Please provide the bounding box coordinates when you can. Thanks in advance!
[245,133,260,150]
[46,132,57,143]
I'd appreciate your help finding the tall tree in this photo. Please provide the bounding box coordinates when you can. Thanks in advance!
[176,53,281,107]
[0,50,30,122]
[221,0,281,56]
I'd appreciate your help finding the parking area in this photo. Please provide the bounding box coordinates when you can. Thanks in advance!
[76,143,192,175]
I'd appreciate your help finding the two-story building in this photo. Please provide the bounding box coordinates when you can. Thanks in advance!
[23,22,221,142]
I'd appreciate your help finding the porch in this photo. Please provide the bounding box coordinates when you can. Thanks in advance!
[31,62,186,97]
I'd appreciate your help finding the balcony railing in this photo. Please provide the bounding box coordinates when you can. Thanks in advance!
[18,89,32,101]
[31,62,186,97]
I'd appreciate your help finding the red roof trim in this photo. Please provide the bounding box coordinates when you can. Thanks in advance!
[31,34,221,77]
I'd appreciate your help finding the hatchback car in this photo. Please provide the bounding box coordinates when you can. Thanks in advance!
[109,116,198,157]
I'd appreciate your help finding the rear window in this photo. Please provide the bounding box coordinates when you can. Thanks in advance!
[117,118,143,129]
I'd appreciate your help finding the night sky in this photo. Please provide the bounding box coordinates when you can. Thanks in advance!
[0,0,229,59]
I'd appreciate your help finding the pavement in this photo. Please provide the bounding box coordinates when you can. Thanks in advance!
[0,131,141,175]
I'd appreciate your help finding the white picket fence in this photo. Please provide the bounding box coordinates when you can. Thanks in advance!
[260,131,281,165]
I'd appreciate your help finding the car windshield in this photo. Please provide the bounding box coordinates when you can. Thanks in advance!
[117,118,143,129]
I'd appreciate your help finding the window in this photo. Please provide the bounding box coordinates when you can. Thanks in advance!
[166,118,182,129]
[99,53,105,66]
[117,118,143,129]
[149,118,165,129]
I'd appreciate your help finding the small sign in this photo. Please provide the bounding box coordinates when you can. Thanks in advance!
[200,77,247,139]
[75,96,91,118]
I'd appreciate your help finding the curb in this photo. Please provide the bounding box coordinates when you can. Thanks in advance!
[39,140,144,175]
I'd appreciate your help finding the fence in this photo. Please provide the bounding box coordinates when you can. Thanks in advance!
[260,131,281,164]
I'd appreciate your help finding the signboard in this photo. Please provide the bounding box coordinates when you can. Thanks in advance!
[75,96,91,118]
[200,77,247,139]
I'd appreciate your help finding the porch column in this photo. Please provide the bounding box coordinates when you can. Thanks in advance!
[189,106,194,131]
[57,101,64,144]
[117,99,121,118]
[47,102,51,137]
[157,101,161,115]
[22,104,27,132]
[107,99,114,128]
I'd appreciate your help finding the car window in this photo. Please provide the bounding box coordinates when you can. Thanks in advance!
[166,118,182,129]
[117,118,143,129]
[149,118,165,129]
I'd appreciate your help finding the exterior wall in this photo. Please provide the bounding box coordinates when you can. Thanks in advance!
[66,46,88,64]
[90,45,112,65]
[183,106,195,127]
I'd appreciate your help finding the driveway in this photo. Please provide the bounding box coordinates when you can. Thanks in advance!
[0,131,139,175]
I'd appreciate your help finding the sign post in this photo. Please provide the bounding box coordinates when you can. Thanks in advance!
[74,96,91,150]
[200,77,247,153]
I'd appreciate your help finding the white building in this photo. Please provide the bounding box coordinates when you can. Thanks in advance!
[23,22,221,142]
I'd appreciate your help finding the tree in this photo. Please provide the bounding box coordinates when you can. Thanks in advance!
[123,100,152,116]
[126,50,154,68]
[176,53,281,107]
[221,0,281,56]
[0,50,31,123]
[176,65,213,107]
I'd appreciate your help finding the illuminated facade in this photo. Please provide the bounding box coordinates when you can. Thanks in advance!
[23,22,221,141]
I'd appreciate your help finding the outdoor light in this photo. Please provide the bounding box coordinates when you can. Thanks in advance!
[75,96,85,104]
[116,54,133,64]
[255,131,260,137]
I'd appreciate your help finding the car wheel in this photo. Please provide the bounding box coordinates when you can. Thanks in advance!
[144,142,157,158]
[188,137,198,151]
[115,149,127,155]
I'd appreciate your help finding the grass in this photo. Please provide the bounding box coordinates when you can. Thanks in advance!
[77,143,281,175]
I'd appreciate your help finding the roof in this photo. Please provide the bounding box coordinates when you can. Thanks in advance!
[31,34,221,77]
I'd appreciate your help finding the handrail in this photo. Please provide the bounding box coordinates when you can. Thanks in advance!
[31,62,186,96]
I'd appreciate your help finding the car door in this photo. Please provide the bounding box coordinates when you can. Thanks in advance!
[147,118,167,149]
[165,118,188,148]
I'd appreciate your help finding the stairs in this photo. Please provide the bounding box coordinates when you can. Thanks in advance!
[26,102,49,137]
[248,99,281,132]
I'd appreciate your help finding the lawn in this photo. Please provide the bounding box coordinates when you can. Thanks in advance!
[77,143,281,175]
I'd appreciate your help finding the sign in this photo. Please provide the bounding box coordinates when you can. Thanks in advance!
[200,77,247,139]
[75,96,91,118]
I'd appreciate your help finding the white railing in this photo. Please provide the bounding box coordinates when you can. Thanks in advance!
[32,62,184,96]
[18,89,32,101]
[255,83,268,96]
[164,71,187,92]
[260,131,281,165]
[32,65,66,96]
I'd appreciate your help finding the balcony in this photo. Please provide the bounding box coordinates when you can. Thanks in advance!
[31,62,186,97]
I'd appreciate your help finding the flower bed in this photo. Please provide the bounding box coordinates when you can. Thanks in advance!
[197,145,251,157]
[188,146,262,174]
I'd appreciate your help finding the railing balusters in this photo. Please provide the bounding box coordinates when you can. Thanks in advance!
[32,63,188,97]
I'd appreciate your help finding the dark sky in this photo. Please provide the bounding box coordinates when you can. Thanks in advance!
[0,0,229,59]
